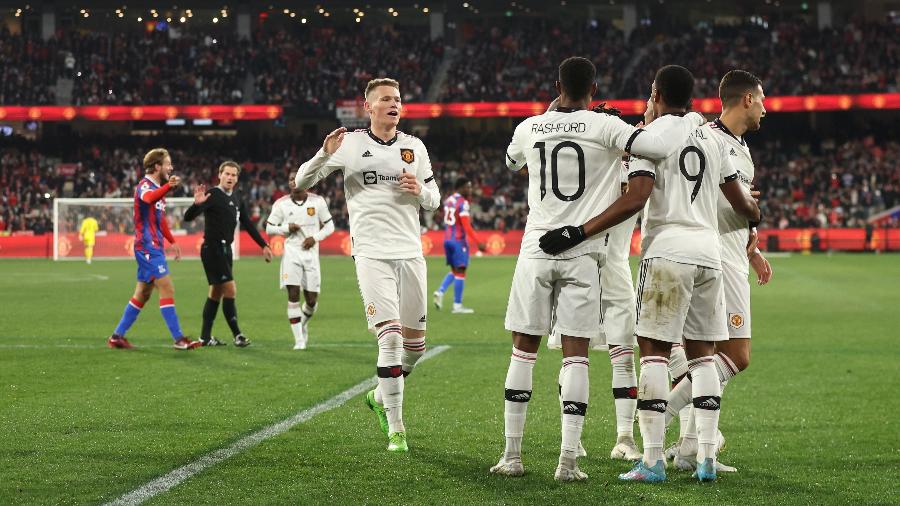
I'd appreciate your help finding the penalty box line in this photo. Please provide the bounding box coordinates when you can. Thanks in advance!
[104,345,451,506]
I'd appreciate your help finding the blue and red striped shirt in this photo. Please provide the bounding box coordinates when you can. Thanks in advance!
[443,193,471,242]
[133,177,168,254]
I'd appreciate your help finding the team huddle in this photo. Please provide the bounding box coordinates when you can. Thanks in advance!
[103,59,772,480]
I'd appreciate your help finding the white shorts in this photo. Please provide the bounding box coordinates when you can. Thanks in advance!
[354,256,427,333]
[634,257,728,343]
[506,253,603,339]
[723,264,752,339]
[597,255,637,347]
[280,253,321,292]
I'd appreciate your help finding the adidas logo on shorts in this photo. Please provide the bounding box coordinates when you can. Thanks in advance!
[562,229,570,239]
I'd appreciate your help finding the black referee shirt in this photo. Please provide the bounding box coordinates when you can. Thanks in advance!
[184,187,267,248]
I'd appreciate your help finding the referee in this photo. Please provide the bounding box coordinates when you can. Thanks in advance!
[184,161,273,347]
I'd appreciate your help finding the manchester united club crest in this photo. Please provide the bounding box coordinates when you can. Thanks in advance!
[729,312,744,329]
[307,207,316,216]
[400,148,415,164]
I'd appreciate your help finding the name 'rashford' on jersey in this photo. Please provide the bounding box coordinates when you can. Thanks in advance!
[505,109,705,260]
[632,117,739,270]
[711,119,756,274]
[295,129,440,259]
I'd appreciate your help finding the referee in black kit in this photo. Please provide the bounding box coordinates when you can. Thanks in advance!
[184,161,273,347]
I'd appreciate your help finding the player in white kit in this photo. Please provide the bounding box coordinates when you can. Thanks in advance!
[265,171,335,350]
[664,70,774,471]
[540,65,761,483]
[491,57,706,482]
[546,155,643,462]
[295,78,440,453]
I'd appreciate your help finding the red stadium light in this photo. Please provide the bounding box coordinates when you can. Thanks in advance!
[399,94,900,118]
[0,95,896,122]
[0,105,284,121]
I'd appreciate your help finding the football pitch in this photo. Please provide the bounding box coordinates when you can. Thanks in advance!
[1,254,897,505]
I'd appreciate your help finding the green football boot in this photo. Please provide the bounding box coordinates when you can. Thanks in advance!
[364,389,389,436]
[387,431,408,453]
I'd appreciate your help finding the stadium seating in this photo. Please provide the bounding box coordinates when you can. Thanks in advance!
[1,133,897,234]
[1,19,896,109]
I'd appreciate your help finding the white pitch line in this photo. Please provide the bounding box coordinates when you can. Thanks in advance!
[103,345,450,506]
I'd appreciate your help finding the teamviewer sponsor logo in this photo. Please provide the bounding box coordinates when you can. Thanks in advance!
[363,171,377,185]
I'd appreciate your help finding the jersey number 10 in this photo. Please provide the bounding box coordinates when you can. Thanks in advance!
[534,142,586,202]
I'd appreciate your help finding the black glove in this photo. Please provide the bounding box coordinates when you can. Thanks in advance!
[592,102,621,117]
[539,225,586,255]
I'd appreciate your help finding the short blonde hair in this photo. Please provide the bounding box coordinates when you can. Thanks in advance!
[364,78,400,99]
[143,148,169,172]
[218,160,241,175]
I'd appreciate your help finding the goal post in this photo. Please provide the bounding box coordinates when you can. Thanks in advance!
[52,197,240,261]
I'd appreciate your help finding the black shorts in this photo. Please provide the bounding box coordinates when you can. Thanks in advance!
[201,242,233,285]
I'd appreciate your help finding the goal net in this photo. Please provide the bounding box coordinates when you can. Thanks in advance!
[52,197,240,261]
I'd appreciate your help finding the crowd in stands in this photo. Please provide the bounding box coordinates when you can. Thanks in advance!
[755,136,899,229]
[623,20,900,100]
[2,130,897,238]
[438,19,636,103]
[1,17,896,110]
[250,26,443,113]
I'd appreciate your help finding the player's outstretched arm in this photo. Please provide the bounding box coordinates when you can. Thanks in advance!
[626,112,706,159]
[296,128,346,190]
[538,172,654,255]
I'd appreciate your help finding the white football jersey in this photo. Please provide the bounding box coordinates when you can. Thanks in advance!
[266,193,333,258]
[634,115,739,269]
[712,119,756,274]
[296,129,440,259]
[505,108,704,259]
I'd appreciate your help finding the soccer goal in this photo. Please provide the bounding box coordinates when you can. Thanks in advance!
[52,197,240,261]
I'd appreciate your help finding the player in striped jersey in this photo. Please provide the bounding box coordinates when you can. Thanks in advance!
[433,177,485,314]
[107,148,200,351]
[665,70,773,472]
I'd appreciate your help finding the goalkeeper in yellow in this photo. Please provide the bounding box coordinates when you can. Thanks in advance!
[79,216,99,264]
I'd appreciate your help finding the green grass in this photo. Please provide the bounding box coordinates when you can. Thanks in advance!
[1,254,898,505]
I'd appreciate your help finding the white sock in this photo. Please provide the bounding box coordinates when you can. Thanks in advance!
[669,342,688,384]
[689,356,721,462]
[503,347,537,460]
[287,302,303,344]
[560,356,589,460]
[376,324,405,434]
[301,302,316,334]
[665,374,693,426]
[401,336,426,376]
[713,352,739,384]
[609,346,637,438]
[678,406,691,440]
[638,356,669,466]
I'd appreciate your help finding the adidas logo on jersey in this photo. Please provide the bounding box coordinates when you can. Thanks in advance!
[730,148,738,156]
[362,150,373,157]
